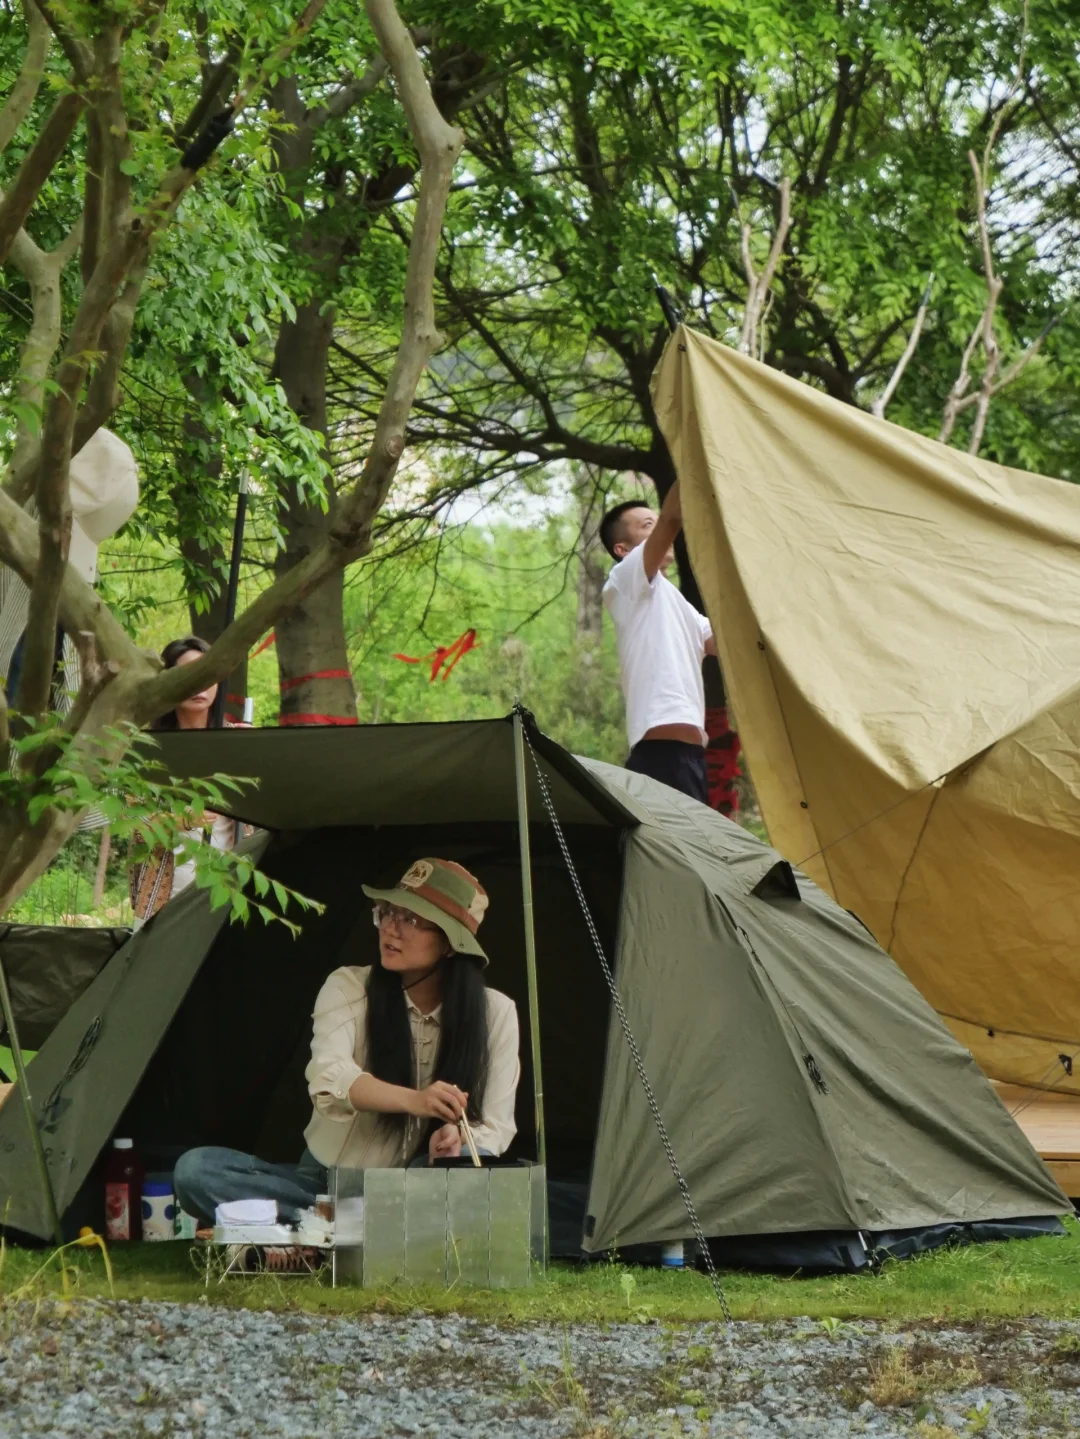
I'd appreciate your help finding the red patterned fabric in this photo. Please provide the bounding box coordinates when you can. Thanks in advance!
[705,705,741,816]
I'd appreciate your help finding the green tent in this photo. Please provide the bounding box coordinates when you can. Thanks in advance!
[0,716,1065,1262]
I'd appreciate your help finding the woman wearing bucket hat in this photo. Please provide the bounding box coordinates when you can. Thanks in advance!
[305,856,519,1168]
[174,858,520,1225]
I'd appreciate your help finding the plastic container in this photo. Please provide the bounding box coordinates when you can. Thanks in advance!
[660,1240,685,1268]
[175,1208,199,1241]
[104,1139,144,1241]
[141,1179,176,1241]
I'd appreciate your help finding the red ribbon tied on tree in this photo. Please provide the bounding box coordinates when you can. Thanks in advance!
[393,629,478,682]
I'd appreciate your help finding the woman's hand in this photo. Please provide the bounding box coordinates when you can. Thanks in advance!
[410,1081,468,1123]
[429,1123,462,1162]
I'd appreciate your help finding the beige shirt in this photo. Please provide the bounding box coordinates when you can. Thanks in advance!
[304,965,521,1169]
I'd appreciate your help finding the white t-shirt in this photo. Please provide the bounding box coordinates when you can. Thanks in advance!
[602,543,713,750]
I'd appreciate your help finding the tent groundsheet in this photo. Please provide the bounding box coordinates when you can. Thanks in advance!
[654,327,1080,1095]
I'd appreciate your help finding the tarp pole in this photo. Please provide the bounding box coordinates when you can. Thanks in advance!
[513,710,547,1182]
[210,468,249,730]
[0,956,62,1245]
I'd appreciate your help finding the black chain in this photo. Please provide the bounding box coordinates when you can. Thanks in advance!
[524,732,733,1323]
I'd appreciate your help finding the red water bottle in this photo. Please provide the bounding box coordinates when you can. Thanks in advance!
[104,1138,144,1241]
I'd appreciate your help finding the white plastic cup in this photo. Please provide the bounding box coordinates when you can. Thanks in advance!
[661,1240,685,1268]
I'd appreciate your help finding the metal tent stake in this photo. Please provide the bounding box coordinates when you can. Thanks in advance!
[0,956,62,1245]
[513,710,548,1188]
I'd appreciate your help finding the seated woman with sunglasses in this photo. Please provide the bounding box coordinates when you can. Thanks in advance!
[174,859,520,1225]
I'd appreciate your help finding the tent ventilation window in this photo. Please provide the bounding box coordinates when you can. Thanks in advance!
[522,714,732,1322]
[751,860,801,901]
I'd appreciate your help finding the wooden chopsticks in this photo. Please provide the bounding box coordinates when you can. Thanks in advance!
[459,1112,482,1168]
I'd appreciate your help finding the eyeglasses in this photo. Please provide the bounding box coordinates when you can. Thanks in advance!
[372,902,438,932]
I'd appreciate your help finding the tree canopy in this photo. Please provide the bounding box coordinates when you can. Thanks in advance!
[1,0,1078,915]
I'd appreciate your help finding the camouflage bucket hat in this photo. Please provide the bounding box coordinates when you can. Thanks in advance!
[362,858,489,965]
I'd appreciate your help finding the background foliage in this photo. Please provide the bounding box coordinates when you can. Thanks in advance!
[4,0,1080,920]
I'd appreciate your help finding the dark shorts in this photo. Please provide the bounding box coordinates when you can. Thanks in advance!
[626,739,708,805]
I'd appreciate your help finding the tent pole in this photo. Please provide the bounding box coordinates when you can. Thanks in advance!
[0,956,62,1245]
[513,710,548,1182]
[210,469,249,730]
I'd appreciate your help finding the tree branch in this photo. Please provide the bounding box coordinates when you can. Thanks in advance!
[29,0,92,84]
[94,25,132,254]
[938,311,983,444]
[871,273,934,419]
[174,44,241,144]
[0,91,87,266]
[7,229,66,471]
[81,108,103,289]
[738,177,790,357]
[137,0,464,721]
[314,55,389,124]
[0,0,51,156]
[0,486,139,668]
[964,147,1005,455]
[5,0,334,507]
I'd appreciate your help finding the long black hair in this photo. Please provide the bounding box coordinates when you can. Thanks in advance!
[365,949,491,1136]
[152,636,212,731]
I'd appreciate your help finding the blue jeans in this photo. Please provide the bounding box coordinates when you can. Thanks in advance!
[173,1143,496,1224]
[174,1146,327,1224]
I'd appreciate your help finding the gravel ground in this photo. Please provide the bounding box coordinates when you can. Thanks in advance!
[0,1300,1077,1438]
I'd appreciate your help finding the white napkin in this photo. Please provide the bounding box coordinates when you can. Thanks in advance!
[215,1198,277,1227]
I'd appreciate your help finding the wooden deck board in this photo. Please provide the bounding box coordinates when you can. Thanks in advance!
[994,1082,1080,1161]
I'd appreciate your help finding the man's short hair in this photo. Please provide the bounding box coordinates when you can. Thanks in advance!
[599,499,651,559]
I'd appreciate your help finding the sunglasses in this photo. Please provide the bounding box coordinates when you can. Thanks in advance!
[372,902,439,932]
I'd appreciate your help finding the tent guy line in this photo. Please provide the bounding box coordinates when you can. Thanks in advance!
[524,722,732,1322]
[792,770,949,874]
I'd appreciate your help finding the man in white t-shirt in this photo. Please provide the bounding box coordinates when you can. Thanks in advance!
[600,482,716,803]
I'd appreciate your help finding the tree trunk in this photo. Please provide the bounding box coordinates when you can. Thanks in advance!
[178,529,249,718]
[574,468,605,644]
[176,376,248,718]
[272,300,357,726]
[91,824,111,910]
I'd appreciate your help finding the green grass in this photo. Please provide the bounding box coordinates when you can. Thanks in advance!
[6,1220,1080,1325]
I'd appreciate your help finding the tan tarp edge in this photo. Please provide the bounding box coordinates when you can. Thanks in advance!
[653,325,1080,1094]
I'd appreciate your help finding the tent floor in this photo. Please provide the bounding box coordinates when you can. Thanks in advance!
[994,1083,1080,1198]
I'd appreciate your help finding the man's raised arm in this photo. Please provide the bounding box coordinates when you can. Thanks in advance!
[642,480,683,581]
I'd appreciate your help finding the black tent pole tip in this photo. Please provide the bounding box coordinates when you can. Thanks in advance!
[653,275,682,335]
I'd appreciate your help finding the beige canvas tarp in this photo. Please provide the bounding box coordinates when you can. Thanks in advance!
[654,325,1080,1095]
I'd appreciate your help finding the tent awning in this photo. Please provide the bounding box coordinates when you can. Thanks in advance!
[151,715,639,831]
[652,323,1080,1093]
